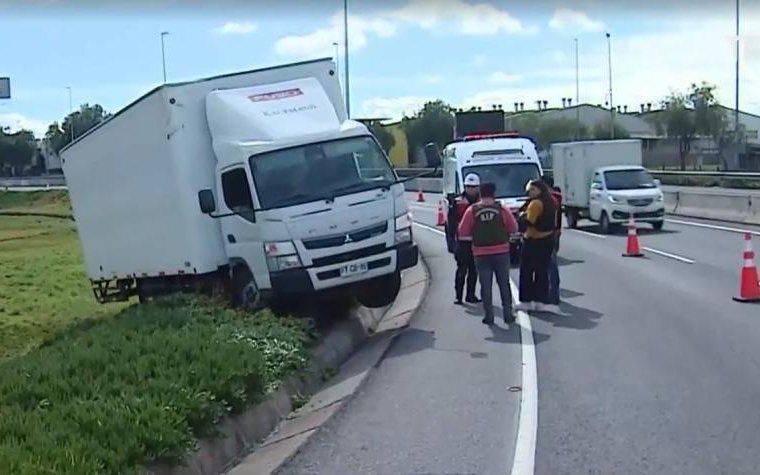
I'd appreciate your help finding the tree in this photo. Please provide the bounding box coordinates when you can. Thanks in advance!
[401,100,455,157]
[654,82,726,170]
[592,120,631,140]
[367,122,396,155]
[45,103,111,153]
[0,128,36,174]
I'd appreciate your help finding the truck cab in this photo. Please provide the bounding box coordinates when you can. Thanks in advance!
[441,132,543,264]
[199,78,419,309]
[588,165,665,233]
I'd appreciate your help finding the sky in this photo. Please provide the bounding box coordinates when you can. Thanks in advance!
[1,0,759,137]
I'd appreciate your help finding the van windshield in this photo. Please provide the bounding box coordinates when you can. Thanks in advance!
[462,163,541,198]
[249,136,396,209]
[604,169,656,190]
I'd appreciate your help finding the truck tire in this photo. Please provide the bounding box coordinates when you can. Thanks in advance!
[357,272,401,308]
[566,210,579,229]
[599,212,611,235]
[231,266,263,311]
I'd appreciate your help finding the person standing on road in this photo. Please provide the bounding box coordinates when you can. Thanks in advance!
[447,173,481,305]
[457,182,519,325]
[543,175,563,306]
[517,179,559,313]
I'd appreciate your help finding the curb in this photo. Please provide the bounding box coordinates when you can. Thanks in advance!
[143,260,430,475]
[225,258,430,475]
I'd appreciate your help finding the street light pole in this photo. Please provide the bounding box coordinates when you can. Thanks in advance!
[161,31,169,83]
[574,38,580,140]
[734,0,740,168]
[66,86,74,142]
[343,0,351,118]
[333,41,340,90]
[606,32,614,139]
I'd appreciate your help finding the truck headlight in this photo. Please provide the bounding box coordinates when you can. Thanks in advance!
[656,194,664,202]
[394,212,412,231]
[395,227,412,244]
[264,241,302,271]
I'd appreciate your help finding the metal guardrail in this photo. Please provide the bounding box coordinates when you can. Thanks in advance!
[395,168,760,180]
[0,175,67,188]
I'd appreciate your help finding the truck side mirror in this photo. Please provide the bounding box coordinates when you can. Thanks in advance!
[424,143,442,169]
[198,189,216,214]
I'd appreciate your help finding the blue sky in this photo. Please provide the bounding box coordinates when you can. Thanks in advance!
[1,0,759,136]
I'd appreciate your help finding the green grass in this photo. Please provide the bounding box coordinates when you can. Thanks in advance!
[0,215,123,360]
[0,190,71,215]
[0,296,316,475]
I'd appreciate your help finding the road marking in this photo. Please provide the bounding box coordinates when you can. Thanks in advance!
[409,202,438,210]
[508,280,537,475]
[667,218,760,237]
[641,247,696,264]
[414,220,538,475]
[569,229,606,239]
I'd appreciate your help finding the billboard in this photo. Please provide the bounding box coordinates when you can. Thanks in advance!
[454,110,505,138]
[0,77,9,99]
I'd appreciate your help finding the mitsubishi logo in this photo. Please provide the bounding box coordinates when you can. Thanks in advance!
[344,234,353,243]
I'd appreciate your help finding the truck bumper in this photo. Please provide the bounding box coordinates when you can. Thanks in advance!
[610,206,665,223]
[270,243,418,295]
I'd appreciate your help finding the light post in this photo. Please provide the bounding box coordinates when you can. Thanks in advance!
[161,31,169,83]
[606,32,614,139]
[343,0,351,117]
[66,86,74,142]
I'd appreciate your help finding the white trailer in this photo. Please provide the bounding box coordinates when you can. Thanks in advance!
[552,140,665,233]
[62,58,423,308]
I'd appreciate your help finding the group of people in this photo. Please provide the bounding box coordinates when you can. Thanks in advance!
[446,173,562,325]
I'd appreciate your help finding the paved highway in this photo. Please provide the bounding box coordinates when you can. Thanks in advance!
[278,191,760,475]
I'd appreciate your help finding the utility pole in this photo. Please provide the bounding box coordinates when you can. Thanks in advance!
[574,38,580,140]
[161,31,169,83]
[734,0,740,168]
[343,0,351,118]
[606,32,614,139]
[333,41,340,91]
[66,86,74,143]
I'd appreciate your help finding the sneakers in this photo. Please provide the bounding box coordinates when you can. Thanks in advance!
[515,302,535,312]
[465,295,482,304]
[503,308,516,323]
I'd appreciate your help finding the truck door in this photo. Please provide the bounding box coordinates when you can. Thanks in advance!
[218,166,270,293]
[588,171,604,221]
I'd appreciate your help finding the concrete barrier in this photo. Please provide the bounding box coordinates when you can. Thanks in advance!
[407,178,760,225]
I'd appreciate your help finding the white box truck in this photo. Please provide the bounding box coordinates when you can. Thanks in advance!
[551,139,665,234]
[61,58,426,309]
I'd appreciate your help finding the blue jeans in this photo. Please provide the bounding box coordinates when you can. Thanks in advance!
[548,249,560,305]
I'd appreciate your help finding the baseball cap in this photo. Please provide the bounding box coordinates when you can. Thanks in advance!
[464,173,480,187]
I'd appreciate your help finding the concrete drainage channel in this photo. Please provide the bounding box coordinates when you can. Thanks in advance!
[144,259,429,475]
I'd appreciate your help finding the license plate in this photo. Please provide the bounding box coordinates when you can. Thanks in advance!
[340,262,368,278]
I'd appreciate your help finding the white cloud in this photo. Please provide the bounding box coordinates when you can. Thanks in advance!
[460,12,760,115]
[275,1,535,57]
[359,96,434,121]
[488,72,523,84]
[549,8,605,32]
[0,112,49,137]
[213,21,258,35]
[275,12,397,57]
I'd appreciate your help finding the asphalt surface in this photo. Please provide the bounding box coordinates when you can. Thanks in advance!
[278,207,523,474]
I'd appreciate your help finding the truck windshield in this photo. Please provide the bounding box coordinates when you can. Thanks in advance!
[604,169,656,190]
[249,136,396,209]
[462,163,541,198]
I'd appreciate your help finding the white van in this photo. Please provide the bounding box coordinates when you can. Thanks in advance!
[441,132,544,263]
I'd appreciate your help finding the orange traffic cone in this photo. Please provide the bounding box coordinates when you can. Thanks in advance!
[733,232,760,302]
[622,213,644,257]
[436,201,446,226]
[417,186,425,202]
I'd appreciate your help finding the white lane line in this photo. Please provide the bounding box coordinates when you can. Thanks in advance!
[641,247,696,264]
[413,220,538,475]
[508,280,537,475]
[667,218,760,237]
[569,229,606,239]
[409,202,438,210]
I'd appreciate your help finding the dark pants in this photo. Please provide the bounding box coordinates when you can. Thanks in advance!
[475,253,512,322]
[519,236,555,304]
[547,249,560,305]
[455,241,477,300]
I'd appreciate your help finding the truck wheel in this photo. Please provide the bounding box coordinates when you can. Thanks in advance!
[231,266,263,311]
[652,220,664,231]
[357,272,401,308]
[566,210,579,229]
[599,212,611,235]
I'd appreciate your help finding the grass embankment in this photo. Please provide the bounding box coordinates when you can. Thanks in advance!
[0,190,319,474]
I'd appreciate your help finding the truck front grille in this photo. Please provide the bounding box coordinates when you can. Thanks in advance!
[303,222,388,250]
[627,198,653,206]
[312,244,387,267]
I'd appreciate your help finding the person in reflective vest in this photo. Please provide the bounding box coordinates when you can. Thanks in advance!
[447,173,481,305]
[457,182,519,325]
[543,175,563,306]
